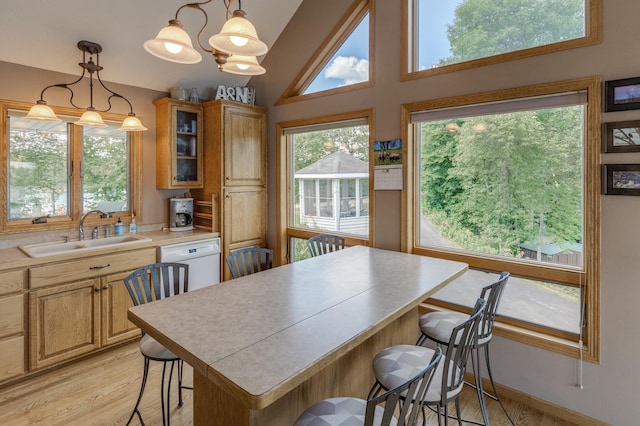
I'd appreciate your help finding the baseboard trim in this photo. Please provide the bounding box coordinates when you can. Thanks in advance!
[465,372,609,426]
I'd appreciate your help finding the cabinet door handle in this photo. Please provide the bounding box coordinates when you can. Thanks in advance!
[89,264,111,270]
[94,287,100,292]
[225,176,230,180]
[102,286,109,290]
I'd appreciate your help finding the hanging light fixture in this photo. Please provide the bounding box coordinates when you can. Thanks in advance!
[25,41,147,131]
[144,0,268,75]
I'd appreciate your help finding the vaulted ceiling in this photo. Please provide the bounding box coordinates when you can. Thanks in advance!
[0,0,303,95]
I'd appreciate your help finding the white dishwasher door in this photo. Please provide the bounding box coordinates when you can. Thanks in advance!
[158,237,221,291]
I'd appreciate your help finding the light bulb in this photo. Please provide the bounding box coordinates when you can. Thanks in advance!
[230,36,249,47]
[236,64,250,70]
[164,42,183,54]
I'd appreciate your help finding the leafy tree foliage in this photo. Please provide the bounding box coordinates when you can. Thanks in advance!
[442,0,585,65]
[421,107,583,260]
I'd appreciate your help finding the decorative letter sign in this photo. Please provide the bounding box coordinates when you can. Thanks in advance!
[214,85,256,105]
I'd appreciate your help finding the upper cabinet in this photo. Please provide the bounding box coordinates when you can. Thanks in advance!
[154,98,203,189]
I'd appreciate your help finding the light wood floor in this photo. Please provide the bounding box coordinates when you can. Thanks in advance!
[0,342,579,426]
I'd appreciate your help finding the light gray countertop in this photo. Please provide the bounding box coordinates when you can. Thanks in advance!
[128,245,468,410]
[0,229,219,270]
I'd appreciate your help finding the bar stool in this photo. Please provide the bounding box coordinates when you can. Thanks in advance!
[295,347,442,426]
[417,272,513,426]
[123,262,192,426]
[369,299,487,426]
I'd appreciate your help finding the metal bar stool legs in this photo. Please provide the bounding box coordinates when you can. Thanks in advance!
[476,344,515,425]
[127,357,151,425]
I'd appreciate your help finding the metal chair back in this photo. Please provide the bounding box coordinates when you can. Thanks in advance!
[307,234,346,257]
[440,298,486,402]
[123,262,189,306]
[477,272,510,342]
[226,247,273,279]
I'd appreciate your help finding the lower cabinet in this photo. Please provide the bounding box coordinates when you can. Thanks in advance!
[0,269,27,383]
[28,248,155,371]
[101,271,140,347]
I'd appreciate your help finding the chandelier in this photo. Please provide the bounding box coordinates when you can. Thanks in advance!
[25,41,147,131]
[144,0,267,75]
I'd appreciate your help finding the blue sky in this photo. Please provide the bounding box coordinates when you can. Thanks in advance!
[304,1,460,93]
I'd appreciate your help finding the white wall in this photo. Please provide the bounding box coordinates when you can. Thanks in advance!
[251,1,639,424]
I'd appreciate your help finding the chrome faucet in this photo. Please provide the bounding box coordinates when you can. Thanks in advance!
[79,210,110,240]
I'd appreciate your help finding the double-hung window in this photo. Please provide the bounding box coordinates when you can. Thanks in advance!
[277,110,373,262]
[403,77,600,361]
[1,100,142,233]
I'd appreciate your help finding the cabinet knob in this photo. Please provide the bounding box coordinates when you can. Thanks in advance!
[94,287,100,292]
[225,176,230,180]
[102,286,109,290]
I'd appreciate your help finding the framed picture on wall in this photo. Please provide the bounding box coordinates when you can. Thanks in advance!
[605,77,640,112]
[603,164,640,195]
[603,120,640,152]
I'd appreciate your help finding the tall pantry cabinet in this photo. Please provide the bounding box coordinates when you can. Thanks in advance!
[193,99,267,280]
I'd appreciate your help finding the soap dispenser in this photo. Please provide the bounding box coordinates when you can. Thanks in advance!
[130,214,137,234]
[115,218,124,236]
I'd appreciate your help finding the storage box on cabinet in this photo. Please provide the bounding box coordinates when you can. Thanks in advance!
[28,248,155,370]
[0,269,27,383]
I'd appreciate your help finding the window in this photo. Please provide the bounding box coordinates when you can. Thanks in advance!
[1,100,142,232]
[402,0,601,79]
[403,77,601,361]
[276,110,373,263]
[277,0,373,104]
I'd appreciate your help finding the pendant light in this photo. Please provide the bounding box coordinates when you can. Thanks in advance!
[144,0,268,75]
[25,41,147,131]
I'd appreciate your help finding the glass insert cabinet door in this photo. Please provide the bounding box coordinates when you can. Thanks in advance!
[154,97,203,189]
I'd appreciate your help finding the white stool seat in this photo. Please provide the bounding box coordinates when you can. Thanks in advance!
[294,397,397,426]
[372,345,462,403]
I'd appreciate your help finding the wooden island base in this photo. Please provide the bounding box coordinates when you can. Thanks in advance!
[193,308,417,426]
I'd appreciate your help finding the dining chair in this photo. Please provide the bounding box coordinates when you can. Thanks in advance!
[417,272,513,426]
[123,262,191,426]
[307,234,346,257]
[226,247,273,279]
[294,347,443,426]
[369,298,487,426]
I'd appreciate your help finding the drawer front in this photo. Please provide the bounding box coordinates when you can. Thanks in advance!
[0,336,24,382]
[0,294,23,337]
[0,269,26,296]
[29,248,156,289]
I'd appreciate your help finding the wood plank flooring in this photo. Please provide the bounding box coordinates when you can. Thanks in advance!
[0,342,579,426]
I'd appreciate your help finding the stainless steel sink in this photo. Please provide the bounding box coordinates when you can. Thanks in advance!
[19,234,152,258]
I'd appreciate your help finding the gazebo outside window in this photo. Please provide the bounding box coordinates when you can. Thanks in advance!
[295,151,369,236]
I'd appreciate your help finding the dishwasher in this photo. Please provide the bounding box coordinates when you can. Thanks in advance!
[158,237,221,291]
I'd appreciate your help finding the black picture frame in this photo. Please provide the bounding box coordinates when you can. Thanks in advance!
[605,77,640,112]
[603,164,640,195]
[603,120,640,152]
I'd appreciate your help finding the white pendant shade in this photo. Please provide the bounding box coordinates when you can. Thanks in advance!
[76,110,108,127]
[222,54,266,75]
[25,103,62,122]
[119,115,148,131]
[144,20,203,64]
[209,10,268,57]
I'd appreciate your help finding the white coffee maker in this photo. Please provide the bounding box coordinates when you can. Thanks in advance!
[169,198,194,231]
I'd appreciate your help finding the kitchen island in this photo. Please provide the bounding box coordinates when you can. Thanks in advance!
[128,246,468,425]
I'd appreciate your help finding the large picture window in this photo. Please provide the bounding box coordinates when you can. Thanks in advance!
[402,0,601,79]
[1,100,142,233]
[403,78,601,361]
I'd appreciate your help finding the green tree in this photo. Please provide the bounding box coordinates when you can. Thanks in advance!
[442,0,585,65]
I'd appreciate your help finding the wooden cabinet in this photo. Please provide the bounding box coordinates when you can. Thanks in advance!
[154,97,204,189]
[193,100,267,280]
[0,269,26,384]
[28,248,156,370]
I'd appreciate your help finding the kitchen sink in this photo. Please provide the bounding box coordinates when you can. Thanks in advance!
[19,234,152,258]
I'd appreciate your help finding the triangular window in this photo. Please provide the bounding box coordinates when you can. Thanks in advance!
[277,0,373,104]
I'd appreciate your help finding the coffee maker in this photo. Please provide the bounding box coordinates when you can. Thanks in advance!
[169,198,194,231]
